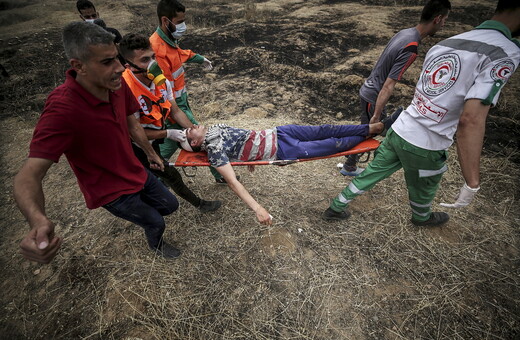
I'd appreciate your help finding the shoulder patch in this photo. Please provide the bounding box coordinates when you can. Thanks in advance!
[490,59,515,81]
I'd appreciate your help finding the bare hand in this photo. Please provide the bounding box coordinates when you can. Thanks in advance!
[19,219,62,264]
[256,207,273,225]
[369,115,381,124]
[148,152,165,171]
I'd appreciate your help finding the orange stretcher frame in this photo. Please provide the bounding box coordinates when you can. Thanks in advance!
[173,138,380,167]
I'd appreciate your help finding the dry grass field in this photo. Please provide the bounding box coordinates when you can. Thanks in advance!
[0,0,519,339]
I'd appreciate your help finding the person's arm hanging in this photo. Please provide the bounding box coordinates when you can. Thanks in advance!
[216,164,272,225]
[127,114,165,171]
[441,99,488,208]
[14,157,63,264]
[370,77,397,123]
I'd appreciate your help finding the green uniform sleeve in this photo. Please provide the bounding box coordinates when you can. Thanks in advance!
[187,54,205,64]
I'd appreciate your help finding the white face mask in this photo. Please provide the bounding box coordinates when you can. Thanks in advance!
[172,22,187,39]
[85,19,95,23]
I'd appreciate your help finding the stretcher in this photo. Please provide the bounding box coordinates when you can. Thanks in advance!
[173,138,380,167]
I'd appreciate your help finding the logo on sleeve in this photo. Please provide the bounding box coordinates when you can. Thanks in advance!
[491,60,515,81]
[422,53,460,96]
[138,95,154,115]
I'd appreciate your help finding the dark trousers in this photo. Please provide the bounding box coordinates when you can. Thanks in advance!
[345,97,387,168]
[103,170,179,249]
[276,124,368,160]
[132,143,201,207]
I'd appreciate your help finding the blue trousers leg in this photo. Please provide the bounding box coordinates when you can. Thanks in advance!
[276,124,369,160]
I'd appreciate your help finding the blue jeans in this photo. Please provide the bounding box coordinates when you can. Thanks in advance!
[276,124,368,160]
[103,169,179,249]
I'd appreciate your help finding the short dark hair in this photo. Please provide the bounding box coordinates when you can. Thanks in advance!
[157,0,185,23]
[495,0,520,13]
[420,0,451,23]
[118,33,151,61]
[76,0,95,13]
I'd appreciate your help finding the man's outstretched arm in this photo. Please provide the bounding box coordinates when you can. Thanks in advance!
[13,157,63,263]
[216,164,272,225]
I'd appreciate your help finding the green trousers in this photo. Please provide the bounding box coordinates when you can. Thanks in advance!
[159,96,222,180]
[330,129,448,222]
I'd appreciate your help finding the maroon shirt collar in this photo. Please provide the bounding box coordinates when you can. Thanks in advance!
[64,68,121,106]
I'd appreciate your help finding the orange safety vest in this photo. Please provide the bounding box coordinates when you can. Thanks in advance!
[122,69,173,129]
[150,31,196,98]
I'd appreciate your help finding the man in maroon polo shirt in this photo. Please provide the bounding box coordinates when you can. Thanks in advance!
[13,22,181,263]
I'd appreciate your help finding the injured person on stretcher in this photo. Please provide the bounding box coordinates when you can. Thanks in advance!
[179,111,400,225]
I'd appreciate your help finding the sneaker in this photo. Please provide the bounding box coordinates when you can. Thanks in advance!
[340,166,365,176]
[199,199,222,213]
[322,207,351,221]
[152,241,181,259]
[411,212,449,227]
[215,175,240,184]
[381,106,403,134]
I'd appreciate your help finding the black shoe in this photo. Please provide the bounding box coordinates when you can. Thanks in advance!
[322,207,351,221]
[412,212,449,227]
[381,106,403,135]
[215,175,240,184]
[199,199,222,213]
[152,241,181,259]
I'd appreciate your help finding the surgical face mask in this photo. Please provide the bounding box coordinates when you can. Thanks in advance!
[85,19,96,23]
[172,22,187,39]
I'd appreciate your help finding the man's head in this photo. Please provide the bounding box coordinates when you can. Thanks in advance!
[119,33,155,83]
[63,21,124,92]
[157,0,186,40]
[494,0,520,37]
[420,0,451,36]
[184,125,207,152]
[77,0,99,22]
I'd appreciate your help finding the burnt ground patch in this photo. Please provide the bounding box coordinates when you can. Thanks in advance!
[190,4,241,27]
[186,19,383,72]
[185,17,384,118]
[0,29,68,118]
[182,20,383,117]
[0,1,31,11]
[484,112,520,162]
[391,8,422,31]
[449,4,495,28]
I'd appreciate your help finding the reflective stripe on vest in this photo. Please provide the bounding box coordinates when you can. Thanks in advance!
[174,87,187,98]
[172,66,184,79]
